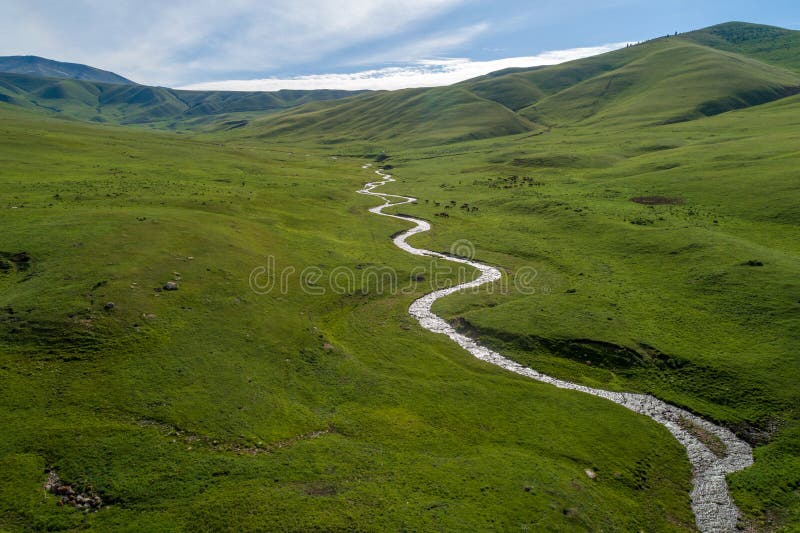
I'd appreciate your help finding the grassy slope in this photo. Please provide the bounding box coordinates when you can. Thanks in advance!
[365,94,800,529]
[235,25,800,149]
[518,39,800,126]
[460,21,800,120]
[0,73,364,126]
[242,86,536,147]
[683,22,800,72]
[0,106,696,531]
[458,41,657,112]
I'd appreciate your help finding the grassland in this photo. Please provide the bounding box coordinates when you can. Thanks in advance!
[1,20,799,531]
[209,26,800,528]
[0,107,703,530]
[355,94,800,529]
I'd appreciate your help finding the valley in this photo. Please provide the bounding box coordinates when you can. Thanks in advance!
[0,20,798,532]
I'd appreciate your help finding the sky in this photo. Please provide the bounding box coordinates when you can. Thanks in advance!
[1,0,798,91]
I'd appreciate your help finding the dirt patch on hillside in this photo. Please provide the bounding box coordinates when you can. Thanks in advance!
[631,196,685,205]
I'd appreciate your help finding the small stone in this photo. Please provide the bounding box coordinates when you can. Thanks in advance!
[104,302,115,311]
[585,469,597,479]
[163,281,179,291]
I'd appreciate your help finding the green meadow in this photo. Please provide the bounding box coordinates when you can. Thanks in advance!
[0,108,699,531]
[0,21,799,531]
[376,93,800,527]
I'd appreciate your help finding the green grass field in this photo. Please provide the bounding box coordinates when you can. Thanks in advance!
[367,93,800,528]
[0,108,702,531]
[1,20,799,532]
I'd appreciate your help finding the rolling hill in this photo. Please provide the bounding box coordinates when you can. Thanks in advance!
[514,38,800,126]
[242,85,536,147]
[232,21,800,144]
[2,22,797,141]
[0,71,367,126]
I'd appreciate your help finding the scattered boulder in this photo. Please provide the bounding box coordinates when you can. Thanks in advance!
[585,469,597,480]
[103,302,115,311]
[44,471,102,512]
[163,281,179,291]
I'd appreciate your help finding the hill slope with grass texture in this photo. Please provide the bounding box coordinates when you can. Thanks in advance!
[0,71,365,127]
[244,85,536,147]
[370,93,800,530]
[237,23,800,146]
[683,21,800,72]
[516,38,800,126]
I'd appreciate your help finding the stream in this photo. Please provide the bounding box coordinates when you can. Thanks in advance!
[358,167,754,532]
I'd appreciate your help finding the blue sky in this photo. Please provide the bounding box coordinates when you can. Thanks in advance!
[1,0,798,90]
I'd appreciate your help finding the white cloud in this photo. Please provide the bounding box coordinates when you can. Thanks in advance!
[179,43,629,92]
[0,0,467,85]
[354,23,491,65]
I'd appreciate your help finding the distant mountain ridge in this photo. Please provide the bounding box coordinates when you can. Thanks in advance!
[1,22,798,140]
[0,55,136,85]
[0,71,368,126]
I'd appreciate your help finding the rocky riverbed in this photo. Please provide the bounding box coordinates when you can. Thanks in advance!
[358,167,754,532]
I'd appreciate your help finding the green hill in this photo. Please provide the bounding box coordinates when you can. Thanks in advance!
[683,21,800,72]
[0,55,135,84]
[460,21,800,117]
[242,85,536,146]
[5,22,798,141]
[236,22,799,145]
[0,72,366,126]
[516,38,800,126]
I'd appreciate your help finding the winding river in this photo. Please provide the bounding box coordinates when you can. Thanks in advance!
[358,167,754,532]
